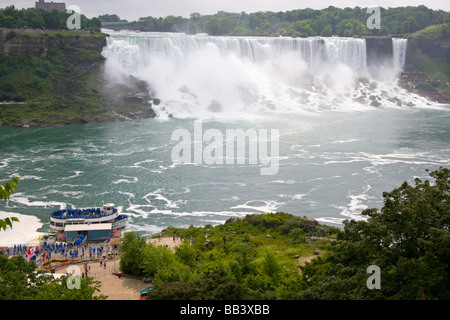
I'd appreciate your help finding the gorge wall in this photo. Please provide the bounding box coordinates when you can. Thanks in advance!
[404,38,450,71]
[0,29,106,55]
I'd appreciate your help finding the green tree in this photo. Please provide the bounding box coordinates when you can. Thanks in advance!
[119,231,146,276]
[0,255,106,300]
[261,250,281,278]
[335,19,367,36]
[0,177,20,231]
[299,167,450,300]
[148,271,258,300]
[0,255,40,299]
[141,242,177,277]
[175,241,197,267]
[294,19,316,37]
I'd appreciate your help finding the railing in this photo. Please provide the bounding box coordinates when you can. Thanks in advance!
[51,208,119,219]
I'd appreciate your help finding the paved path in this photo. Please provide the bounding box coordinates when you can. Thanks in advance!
[88,258,144,300]
[91,237,182,300]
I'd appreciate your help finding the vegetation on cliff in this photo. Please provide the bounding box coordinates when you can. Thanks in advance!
[118,167,450,300]
[0,40,103,126]
[409,23,450,39]
[0,30,157,127]
[120,212,338,300]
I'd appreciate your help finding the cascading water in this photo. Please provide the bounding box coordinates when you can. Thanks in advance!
[392,38,408,70]
[101,30,430,118]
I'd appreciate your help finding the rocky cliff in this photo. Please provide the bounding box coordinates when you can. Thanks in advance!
[0,29,106,56]
[0,29,158,127]
[402,38,450,103]
[404,38,450,71]
[365,37,393,71]
[363,36,449,103]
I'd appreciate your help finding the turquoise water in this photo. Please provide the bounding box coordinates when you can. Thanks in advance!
[1,106,449,244]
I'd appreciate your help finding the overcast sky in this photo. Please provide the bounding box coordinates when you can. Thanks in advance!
[2,0,449,21]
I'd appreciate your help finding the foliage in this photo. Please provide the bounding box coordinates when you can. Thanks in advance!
[125,6,450,37]
[409,23,450,39]
[0,255,106,300]
[298,167,450,300]
[119,231,146,276]
[148,271,258,300]
[35,275,106,300]
[0,177,19,231]
[97,14,127,23]
[0,41,108,126]
[0,255,41,299]
[0,177,19,201]
[119,212,338,299]
[0,6,101,32]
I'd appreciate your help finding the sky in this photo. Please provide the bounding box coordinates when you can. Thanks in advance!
[1,0,449,21]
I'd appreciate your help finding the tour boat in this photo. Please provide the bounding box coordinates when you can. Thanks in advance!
[49,202,128,232]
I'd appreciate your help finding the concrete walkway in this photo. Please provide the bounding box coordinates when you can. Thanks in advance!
[91,236,182,300]
[88,258,144,300]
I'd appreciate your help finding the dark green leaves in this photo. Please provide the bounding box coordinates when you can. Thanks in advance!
[0,216,19,231]
[0,177,20,231]
[0,177,19,200]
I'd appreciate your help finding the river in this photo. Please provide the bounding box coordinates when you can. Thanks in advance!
[0,32,449,245]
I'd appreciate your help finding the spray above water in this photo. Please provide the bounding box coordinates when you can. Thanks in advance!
[102,31,430,119]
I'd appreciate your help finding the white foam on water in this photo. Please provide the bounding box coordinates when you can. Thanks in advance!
[112,175,139,184]
[231,200,284,213]
[0,211,44,246]
[8,194,66,209]
[333,184,373,221]
[269,179,296,184]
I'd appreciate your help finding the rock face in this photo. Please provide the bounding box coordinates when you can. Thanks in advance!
[0,29,159,127]
[404,38,450,72]
[401,38,450,103]
[364,36,450,103]
[365,37,394,72]
[0,29,107,56]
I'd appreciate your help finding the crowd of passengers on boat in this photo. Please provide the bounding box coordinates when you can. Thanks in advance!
[51,208,118,219]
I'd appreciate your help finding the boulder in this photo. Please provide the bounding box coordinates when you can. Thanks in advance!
[301,217,319,233]
[225,217,241,224]
[203,239,214,248]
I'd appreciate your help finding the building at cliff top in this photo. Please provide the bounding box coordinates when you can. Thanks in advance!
[35,0,66,12]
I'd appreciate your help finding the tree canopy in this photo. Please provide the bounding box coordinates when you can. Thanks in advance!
[298,167,450,300]
[0,255,106,300]
[125,6,450,38]
[0,5,101,31]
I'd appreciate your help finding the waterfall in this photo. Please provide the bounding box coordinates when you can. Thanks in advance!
[102,31,427,118]
[392,38,408,71]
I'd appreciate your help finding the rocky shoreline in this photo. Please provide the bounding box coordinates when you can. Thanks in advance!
[398,72,450,105]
